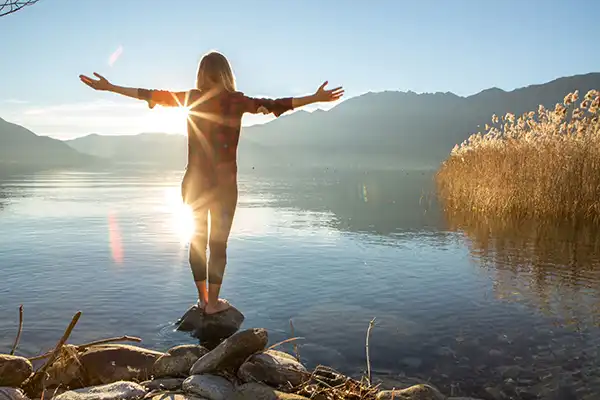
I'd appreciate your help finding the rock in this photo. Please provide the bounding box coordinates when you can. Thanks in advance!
[238,350,308,387]
[496,365,525,380]
[53,381,147,400]
[0,355,33,387]
[176,304,244,344]
[233,383,309,400]
[484,386,505,400]
[0,387,29,400]
[140,378,185,391]
[145,392,207,400]
[190,328,268,375]
[46,345,164,388]
[401,357,423,369]
[376,384,445,400]
[182,375,234,400]
[488,349,503,357]
[153,345,209,378]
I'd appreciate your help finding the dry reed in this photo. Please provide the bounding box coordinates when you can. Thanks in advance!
[436,89,600,222]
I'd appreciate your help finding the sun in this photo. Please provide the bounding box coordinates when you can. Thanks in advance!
[147,106,190,134]
[164,187,195,244]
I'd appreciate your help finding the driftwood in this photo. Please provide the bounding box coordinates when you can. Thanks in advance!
[10,305,23,355]
[23,311,82,397]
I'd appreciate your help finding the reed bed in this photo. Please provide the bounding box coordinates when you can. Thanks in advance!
[436,89,600,222]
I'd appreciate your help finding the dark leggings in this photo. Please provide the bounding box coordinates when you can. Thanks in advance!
[182,171,238,285]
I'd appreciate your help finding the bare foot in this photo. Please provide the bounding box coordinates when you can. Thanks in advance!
[204,299,231,315]
[197,299,207,312]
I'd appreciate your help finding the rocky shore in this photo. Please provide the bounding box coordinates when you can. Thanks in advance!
[0,305,483,400]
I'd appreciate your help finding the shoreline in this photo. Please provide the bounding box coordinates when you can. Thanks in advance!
[0,306,479,400]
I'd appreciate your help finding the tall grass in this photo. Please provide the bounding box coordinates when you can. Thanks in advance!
[436,89,600,222]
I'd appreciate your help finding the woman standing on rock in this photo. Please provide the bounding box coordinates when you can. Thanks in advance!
[79,51,344,314]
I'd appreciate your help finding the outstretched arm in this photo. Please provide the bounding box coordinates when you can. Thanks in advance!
[242,81,344,116]
[79,72,193,108]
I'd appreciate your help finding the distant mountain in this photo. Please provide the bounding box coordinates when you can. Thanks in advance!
[0,117,90,170]
[6,72,599,172]
[242,72,600,167]
[66,133,188,168]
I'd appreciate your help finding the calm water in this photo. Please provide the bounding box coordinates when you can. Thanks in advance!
[1,168,600,399]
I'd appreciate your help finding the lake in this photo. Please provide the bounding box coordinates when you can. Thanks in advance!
[1,167,599,399]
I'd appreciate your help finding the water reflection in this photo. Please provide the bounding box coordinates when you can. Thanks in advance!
[445,212,600,329]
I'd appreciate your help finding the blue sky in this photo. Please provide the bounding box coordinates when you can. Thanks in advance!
[1,0,599,139]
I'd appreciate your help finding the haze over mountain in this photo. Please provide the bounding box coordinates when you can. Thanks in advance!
[3,72,600,172]
[0,116,90,172]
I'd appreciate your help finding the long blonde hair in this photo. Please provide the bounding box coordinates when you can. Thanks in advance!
[196,51,236,92]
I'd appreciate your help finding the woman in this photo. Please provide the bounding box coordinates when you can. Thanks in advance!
[80,51,344,314]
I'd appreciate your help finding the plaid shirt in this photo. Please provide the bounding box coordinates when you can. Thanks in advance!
[139,88,293,184]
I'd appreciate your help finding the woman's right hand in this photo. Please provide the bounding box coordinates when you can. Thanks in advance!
[79,72,113,91]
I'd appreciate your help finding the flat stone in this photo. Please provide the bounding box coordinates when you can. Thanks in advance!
[176,304,244,344]
[376,384,445,400]
[233,383,309,400]
[53,381,147,400]
[140,378,185,391]
[0,387,29,400]
[153,345,209,378]
[0,355,33,387]
[238,350,308,387]
[190,328,268,375]
[182,375,234,400]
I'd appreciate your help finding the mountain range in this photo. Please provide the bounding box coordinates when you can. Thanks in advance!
[2,72,600,172]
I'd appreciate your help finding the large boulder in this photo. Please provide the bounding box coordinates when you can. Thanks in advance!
[45,345,164,389]
[233,383,309,400]
[0,355,33,387]
[176,304,245,345]
[376,384,446,400]
[238,350,308,387]
[152,344,208,378]
[53,381,147,400]
[190,328,268,375]
[182,375,234,400]
[0,388,29,400]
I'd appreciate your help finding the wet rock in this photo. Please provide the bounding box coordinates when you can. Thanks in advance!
[376,384,445,400]
[190,328,268,375]
[176,304,244,344]
[238,350,308,387]
[0,387,29,400]
[53,381,147,400]
[182,375,233,400]
[140,378,185,391]
[233,383,309,399]
[145,392,207,400]
[484,386,505,400]
[153,345,209,378]
[0,355,33,387]
[46,345,163,388]
[447,398,485,400]
[401,357,423,369]
[496,365,525,380]
[488,349,503,357]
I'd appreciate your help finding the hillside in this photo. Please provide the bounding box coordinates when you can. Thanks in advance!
[0,117,90,170]
[5,72,600,172]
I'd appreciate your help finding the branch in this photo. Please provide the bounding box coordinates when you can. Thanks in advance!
[28,335,143,361]
[0,0,40,18]
[9,305,24,355]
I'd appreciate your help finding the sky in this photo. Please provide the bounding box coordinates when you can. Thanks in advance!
[1,0,599,140]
